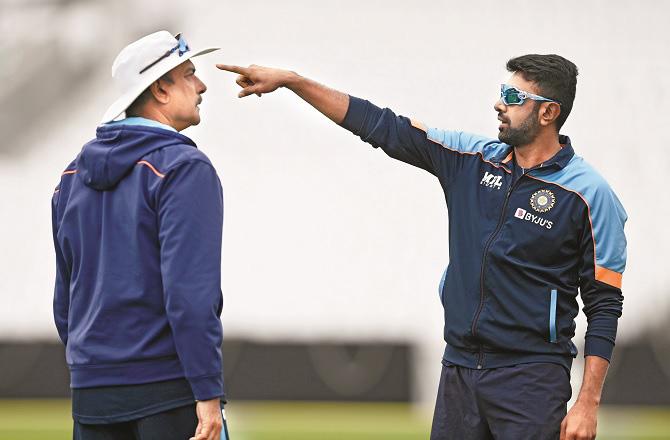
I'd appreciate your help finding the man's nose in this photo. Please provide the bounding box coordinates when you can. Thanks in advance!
[197,76,207,94]
[493,98,506,113]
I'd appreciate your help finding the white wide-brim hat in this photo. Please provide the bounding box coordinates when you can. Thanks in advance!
[101,31,219,124]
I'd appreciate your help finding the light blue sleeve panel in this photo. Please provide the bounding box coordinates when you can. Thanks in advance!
[341,96,512,185]
[425,129,510,162]
[545,155,628,275]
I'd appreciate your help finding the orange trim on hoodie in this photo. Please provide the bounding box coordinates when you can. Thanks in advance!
[137,160,165,178]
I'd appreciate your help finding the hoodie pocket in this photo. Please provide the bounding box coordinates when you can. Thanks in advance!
[549,288,558,343]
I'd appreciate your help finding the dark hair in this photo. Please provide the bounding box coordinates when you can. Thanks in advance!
[126,71,174,117]
[506,54,578,131]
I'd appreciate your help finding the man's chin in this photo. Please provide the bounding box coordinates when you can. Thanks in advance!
[498,127,522,145]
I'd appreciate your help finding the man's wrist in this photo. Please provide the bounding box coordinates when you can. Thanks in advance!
[283,71,303,90]
[195,397,220,403]
[575,392,601,407]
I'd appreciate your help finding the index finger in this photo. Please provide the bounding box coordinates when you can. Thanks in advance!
[216,64,248,75]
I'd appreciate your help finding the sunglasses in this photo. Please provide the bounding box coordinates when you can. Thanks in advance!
[139,33,190,74]
[500,84,561,106]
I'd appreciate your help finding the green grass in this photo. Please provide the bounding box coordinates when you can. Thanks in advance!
[0,400,668,440]
[228,402,428,440]
[0,400,72,440]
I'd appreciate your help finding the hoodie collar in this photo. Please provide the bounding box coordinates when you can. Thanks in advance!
[76,124,196,191]
[104,116,177,132]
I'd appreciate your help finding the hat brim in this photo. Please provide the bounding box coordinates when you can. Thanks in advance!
[100,47,220,124]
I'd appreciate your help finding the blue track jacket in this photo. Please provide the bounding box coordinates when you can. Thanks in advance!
[52,124,224,400]
[342,96,627,371]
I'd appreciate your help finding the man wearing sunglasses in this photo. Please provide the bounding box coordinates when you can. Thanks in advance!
[217,54,626,440]
[52,31,229,440]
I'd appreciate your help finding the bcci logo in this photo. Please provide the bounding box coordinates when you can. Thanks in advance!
[530,189,555,213]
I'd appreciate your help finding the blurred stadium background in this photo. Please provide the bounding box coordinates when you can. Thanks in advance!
[1,0,669,438]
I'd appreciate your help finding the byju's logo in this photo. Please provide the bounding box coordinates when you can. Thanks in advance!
[514,208,553,229]
[480,172,503,189]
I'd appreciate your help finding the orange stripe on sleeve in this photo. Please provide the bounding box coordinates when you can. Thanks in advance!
[595,265,622,289]
[410,119,428,132]
[62,170,77,175]
[137,160,165,178]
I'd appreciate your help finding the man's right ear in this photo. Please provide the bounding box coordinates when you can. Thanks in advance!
[150,80,170,105]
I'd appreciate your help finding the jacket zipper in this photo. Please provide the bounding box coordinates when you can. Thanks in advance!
[471,170,525,369]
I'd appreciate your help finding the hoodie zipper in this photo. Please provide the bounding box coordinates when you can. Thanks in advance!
[471,167,525,369]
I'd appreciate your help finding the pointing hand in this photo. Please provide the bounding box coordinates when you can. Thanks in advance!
[216,64,296,98]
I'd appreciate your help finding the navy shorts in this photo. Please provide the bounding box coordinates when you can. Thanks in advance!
[430,362,572,440]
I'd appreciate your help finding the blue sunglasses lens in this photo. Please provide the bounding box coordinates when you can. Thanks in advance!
[502,87,523,105]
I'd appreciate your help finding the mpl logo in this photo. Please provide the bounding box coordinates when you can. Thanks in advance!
[514,208,553,230]
[480,172,503,189]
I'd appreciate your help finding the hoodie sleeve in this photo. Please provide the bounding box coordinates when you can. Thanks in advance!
[52,191,70,346]
[340,95,503,186]
[157,159,224,401]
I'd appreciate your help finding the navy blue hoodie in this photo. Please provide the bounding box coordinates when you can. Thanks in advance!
[52,124,224,401]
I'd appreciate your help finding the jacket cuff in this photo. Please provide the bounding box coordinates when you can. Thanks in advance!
[188,374,225,401]
[584,335,614,362]
[340,95,368,134]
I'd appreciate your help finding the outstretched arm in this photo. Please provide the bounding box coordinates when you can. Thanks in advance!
[216,64,349,123]
[216,64,501,180]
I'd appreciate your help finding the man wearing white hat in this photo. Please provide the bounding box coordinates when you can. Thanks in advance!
[51,31,228,440]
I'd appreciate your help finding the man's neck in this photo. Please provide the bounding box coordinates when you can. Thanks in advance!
[514,130,562,170]
[132,108,178,131]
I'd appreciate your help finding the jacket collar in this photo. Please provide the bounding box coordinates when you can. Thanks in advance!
[542,135,575,170]
[492,134,575,170]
